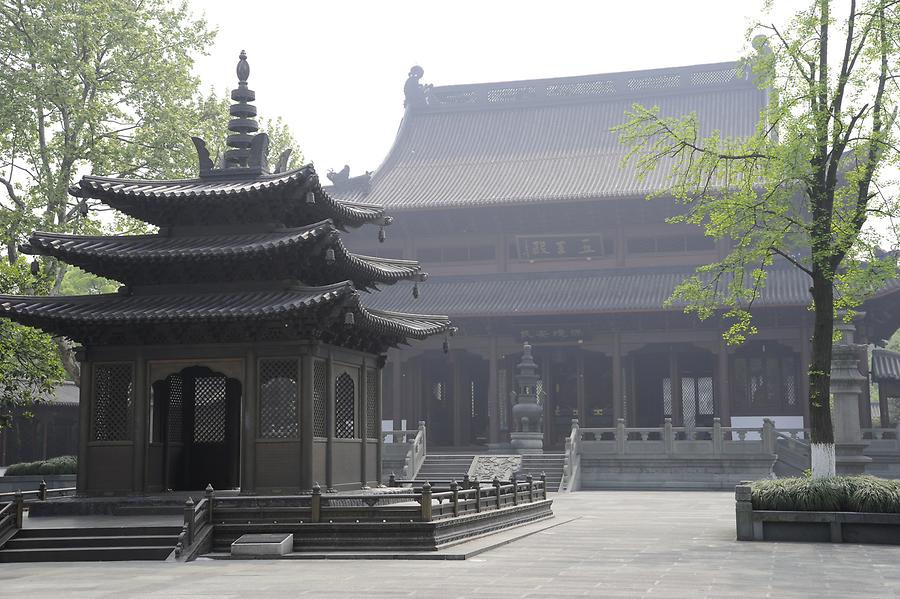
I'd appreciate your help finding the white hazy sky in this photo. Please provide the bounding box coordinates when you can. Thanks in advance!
[188,0,791,174]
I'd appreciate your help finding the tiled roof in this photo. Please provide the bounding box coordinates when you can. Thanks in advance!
[24,223,422,290]
[0,282,452,348]
[72,164,385,229]
[872,348,900,382]
[365,267,816,317]
[329,62,766,210]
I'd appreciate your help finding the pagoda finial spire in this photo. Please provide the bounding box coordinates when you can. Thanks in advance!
[224,50,261,169]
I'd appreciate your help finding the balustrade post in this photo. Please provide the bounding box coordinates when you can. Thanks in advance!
[473,477,481,513]
[183,497,195,547]
[450,480,460,517]
[311,483,322,523]
[510,473,518,506]
[713,418,723,455]
[895,422,900,451]
[762,418,776,454]
[541,472,547,499]
[664,418,674,454]
[527,474,534,503]
[38,480,47,501]
[735,482,753,541]
[616,418,626,454]
[388,472,397,487]
[13,490,23,529]
[493,477,502,509]
[205,484,215,524]
[462,473,471,490]
[419,420,427,455]
[420,482,433,522]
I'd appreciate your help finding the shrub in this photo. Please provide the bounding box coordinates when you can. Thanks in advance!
[752,475,900,513]
[2,455,77,476]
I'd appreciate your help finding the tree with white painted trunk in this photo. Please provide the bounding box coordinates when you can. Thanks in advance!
[616,0,900,477]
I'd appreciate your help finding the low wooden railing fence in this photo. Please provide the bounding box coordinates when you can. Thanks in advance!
[0,481,77,549]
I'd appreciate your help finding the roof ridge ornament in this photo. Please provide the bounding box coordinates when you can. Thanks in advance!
[224,50,266,170]
[404,65,432,108]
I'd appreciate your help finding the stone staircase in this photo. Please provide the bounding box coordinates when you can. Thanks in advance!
[0,525,181,562]
[519,454,565,492]
[412,454,476,483]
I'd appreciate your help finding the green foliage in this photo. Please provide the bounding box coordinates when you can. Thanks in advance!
[0,259,64,428]
[752,475,900,513]
[4,455,77,476]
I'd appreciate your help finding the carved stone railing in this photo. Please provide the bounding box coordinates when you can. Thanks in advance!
[863,425,900,451]
[574,418,783,456]
[382,421,426,479]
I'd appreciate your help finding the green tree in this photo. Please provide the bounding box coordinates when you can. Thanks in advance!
[616,0,900,477]
[0,258,64,428]
[0,1,301,387]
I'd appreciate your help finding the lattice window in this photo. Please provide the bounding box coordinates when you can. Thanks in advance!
[487,85,537,103]
[546,79,615,97]
[335,372,356,439]
[690,68,737,86]
[698,377,714,415]
[627,74,680,91]
[259,359,299,439]
[168,374,184,443]
[662,377,672,417]
[93,363,133,441]
[313,360,327,437]
[433,381,446,402]
[785,374,796,406]
[366,368,378,439]
[193,376,226,443]
[681,378,696,429]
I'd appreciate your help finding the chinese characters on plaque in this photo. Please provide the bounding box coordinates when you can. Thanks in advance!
[515,234,604,261]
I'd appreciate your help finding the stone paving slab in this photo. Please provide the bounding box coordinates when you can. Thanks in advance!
[2,491,900,598]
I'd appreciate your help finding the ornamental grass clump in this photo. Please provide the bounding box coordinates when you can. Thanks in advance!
[751,476,900,513]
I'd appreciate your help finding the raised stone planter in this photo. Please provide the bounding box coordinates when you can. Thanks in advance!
[735,483,900,545]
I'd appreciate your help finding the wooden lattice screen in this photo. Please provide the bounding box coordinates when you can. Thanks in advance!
[259,359,299,439]
[93,363,134,441]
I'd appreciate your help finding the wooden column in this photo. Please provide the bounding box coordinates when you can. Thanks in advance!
[391,359,402,429]
[77,360,92,493]
[300,355,314,490]
[132,351,147,492]
[576,352,586,427]
[612,334,623,423]
[452,354,463,447]
[542,358,552,447]
[375,363,384,484]
[242,351,257,493]
[670,351,683,426]
[326,352,335,491]
[717,341,731,425]
[359,359,368,489]
[488,338,500,444]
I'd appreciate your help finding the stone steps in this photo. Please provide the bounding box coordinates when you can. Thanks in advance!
[413,455,476,483]
[0,526,180,563]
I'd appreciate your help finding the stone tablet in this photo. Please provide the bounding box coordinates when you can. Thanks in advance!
[231,533,293,557]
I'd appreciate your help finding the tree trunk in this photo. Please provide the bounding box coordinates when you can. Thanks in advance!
[808,266,836,478]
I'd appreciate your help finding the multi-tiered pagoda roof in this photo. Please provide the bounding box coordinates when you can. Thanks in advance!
[0,51,452,353]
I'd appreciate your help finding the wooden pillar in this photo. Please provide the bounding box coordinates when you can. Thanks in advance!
[132,351,147,492]
[670,351,683,426]
[488,338,500,444]
[612,333,624,423]
[542,357,552,447]
[452,354,463,447]
[300,355,314,490]
[391,358,402,429]
[375,363,384,484]
[717,341,731,425]
[326,352,335,491]
[77,360,91,493]
[242,351,257,493]
[628,355,637,425]
[576,352,586,427]
[360,359,368,489]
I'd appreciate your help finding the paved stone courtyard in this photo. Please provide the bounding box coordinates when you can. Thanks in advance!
[2,491,899,598]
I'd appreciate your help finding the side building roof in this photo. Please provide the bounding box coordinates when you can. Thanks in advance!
[329,62,767,210]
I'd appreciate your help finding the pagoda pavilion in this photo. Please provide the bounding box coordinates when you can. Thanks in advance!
[0,52,453,495]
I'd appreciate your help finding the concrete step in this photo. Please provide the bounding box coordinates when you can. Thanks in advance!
[13,526,181,538]
[6,534,178,549]
[0,545,174,563]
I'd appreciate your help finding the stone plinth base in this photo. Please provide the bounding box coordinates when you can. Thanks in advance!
[510,432,543,454]
[231,533,293,557]
[836,442,873,475]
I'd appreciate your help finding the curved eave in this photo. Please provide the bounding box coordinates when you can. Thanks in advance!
[71,164,386,229]
[25,224,424,289]
[356,306,454,340]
